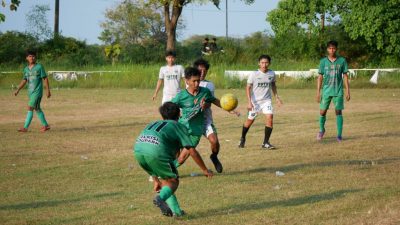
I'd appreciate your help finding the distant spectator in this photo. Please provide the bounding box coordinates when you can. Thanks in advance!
[209,38,218,53]
[202,37,211,55]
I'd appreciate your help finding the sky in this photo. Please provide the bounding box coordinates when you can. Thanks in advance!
[0,0,280,44]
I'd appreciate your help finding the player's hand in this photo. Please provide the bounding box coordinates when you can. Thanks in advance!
[346,92,350,101]
[246,102,253,111]
[47,91,51,98]
[276,96,283,106]
[152,94,157,101]
[229,110,240,117]
[203,169,213,178]
[316,93,321,103]
[14,90,19,96]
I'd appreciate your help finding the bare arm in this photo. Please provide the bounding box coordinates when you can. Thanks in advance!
[316,75,323,103]
[178,147,213,178]
[343,73,350,101]
[43,77,51,98]
[14,79,27,96]
[246,84,253,111]
[152,79,163,101]
[271,82,282,106]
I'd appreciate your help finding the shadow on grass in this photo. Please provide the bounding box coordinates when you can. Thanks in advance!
[53,121,147,132]
[189,189,361,219]
[0,192,122,211]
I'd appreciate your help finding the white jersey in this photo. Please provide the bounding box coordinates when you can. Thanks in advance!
[200,79,215,125]
[159,65,184,96]
[247,69,276,104]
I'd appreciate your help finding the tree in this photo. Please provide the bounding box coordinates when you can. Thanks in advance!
[25,4,52,41]
[0,0,20,22]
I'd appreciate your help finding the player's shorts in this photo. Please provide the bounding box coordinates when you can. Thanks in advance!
[320,95,344,110]
[247,100,273,120]
[203,123,217,137]
[134,152,178,179]
[28,95,42,110]
[190,135,202,147]
[162,91,180,104]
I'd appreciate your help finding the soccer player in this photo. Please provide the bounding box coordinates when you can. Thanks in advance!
[14,50,51,132]
[171,67,226,172]
[152,51,185,104]
[134,102,213,217]
[238,54,283,149]
[316,40,350,142]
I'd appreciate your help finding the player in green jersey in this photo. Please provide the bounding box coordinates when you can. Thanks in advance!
[316,40,350,142]
[134,102,213,217]
[171,67,226,173]
[14,50,51,132]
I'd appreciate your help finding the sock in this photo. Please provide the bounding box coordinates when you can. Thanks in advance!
[319,115,326,132]
[24,111,34,129]
[173,159,180,168]
[159,186,173,201]
[241,126,250,139]
[336,115,343,137]
[264,126,273,144]
[36,110,48,126]
[166,194,182,215]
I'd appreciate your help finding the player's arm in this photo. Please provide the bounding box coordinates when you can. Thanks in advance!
[179,147,213,178]
[43,77,51,98]
[316,74,323,103]
[246,84,253,111]
[14,79,27,96]
[152,79,163,101]
[271,82,282,106]
[343,73,350,101]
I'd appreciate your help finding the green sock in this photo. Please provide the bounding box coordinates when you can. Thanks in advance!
[36,110,48,126]
[166,194,182,215]
[173,159,180,168]
[24,111,33,129]
[159,186,173,201]
[336,115,343,137]
[319,115,326,132]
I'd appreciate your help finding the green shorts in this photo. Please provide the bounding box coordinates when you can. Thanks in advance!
[320,95,344,110]
[28,95,42,110]
[134,152,178,179]
[190,135,202,147]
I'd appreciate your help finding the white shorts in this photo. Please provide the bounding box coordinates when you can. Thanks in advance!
[247,100,273,120]
[203,123,217,137]
[162,94,176,104]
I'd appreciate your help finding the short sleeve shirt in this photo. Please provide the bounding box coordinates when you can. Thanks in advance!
[23,63,47,96]
[199,80,215,125]
[247,69,276,103]
[172,87,216,136]
[318,56,348,96]
[134,120,194,160]
[159,65,184,95]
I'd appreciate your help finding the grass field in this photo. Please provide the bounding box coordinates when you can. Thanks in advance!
[0,88,399,225]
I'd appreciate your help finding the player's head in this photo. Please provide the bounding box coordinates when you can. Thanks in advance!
[184,67,201,91]
[165,50,176,65]
[26,50,37,64]
[258,54,271,72]
[193,58,210,81]
[159,102,180,121]
[326,40,338,56]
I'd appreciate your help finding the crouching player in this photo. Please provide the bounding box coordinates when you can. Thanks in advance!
[133,102,213,217]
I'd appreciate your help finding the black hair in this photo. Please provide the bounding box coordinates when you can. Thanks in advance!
[205,37,209,41]
[193,58,210,70]
[258,54,271,62]
[159,102,180,121]
[184,67,200,79]
[327,40,338,48]
[212,37,216,41]
[165,50,176,57]
[26,50,37,57]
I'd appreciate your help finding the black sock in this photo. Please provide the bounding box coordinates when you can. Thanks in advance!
[241,126,250,139]
[264,126,273,144]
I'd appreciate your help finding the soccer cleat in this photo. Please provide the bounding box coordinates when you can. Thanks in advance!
[261,142,276,150]
[210,153,223,173]
[337,136,342,142]
[40,125,50,132]
[18,127,28,132]
[153,195,173,217]
[238,138,246,148]
[317,131,325,141]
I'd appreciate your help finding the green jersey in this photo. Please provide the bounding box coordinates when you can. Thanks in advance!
[318,56,348,97]
[23,63,47,97]
[134,120,194,160]
[172,87,216,136]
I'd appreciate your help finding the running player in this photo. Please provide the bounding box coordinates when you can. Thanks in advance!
[14,50,51,132]
[152,51,184,104]
[134,102,213,217]
[238,54,283,149]
[316,40,350,142]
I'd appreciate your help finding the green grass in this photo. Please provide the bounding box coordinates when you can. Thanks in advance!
[0,88,399,224]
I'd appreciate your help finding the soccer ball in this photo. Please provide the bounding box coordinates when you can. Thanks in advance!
[220,93,238,111]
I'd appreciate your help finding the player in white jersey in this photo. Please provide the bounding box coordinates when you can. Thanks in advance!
[152,51,185,104]
[238,55,283,149]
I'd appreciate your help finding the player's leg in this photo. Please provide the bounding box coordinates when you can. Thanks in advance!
[261,102,276,149]
[239,111,257,148]
[318,95,331,140]
[34,96,50,132]
[206,124,223,173]
[19,95,38,132]
[333,96,344,141]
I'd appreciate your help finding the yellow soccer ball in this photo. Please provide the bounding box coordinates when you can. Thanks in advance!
[220,93,238,111]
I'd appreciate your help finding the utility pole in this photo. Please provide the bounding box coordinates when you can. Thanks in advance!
[225,0,228,39]
[54,0,59,37]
